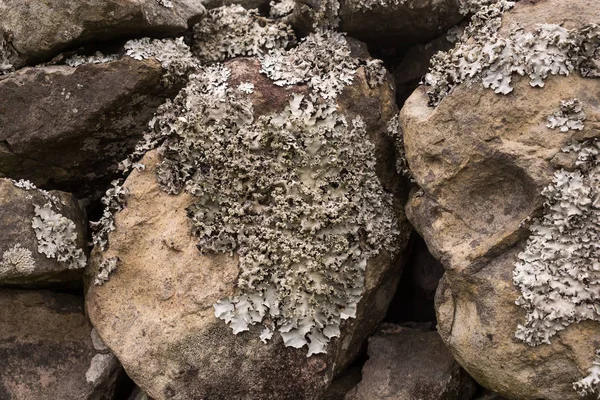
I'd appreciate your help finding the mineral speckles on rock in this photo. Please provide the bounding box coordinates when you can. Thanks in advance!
[513,139,600,394]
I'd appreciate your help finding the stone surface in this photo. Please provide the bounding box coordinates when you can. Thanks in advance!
[292,0,462,45]
[345,324,476,400]
[0,289,121,400]
[401,1,600,398]
[0,0,205,68]
[85,57,411,400]
[0,179,88,287]
[0,58,178,200]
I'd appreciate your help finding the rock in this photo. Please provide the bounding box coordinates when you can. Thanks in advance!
[202,0,270,11]
[0,289,121,400]
[86,36,411,400]
[292,0,463,46]
[345,324,476,400]
[0,58,179,200]
[0,0,205,68]
[319,365,363,400]
[128,387,153,400]
[401,1,600,398]
[0,179,88,288]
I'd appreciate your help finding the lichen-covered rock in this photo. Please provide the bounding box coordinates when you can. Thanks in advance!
[291,0,463,45]
[85,40,410,398]
[345,324,476,400]
[400,1,600,398]
[0,57,181,200]
[0,0,205,69]
[0,289,121,400]
[0,179,87,287]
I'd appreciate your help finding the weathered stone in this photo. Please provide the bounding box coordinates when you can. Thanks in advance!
[0,179,87,287]
[0,289,121,400]
[0,0,205,68]
[292,0,462,46]
[0,58,179,200]
[346,324,476,400]
[401,1,600,398]
[85,56,411,400]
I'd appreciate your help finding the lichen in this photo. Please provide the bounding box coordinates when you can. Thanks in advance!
[94,257,119,286]
[458,0,499,15]
[11,179,61,204]
[0,32,14,73]
[547,99,585,132]
[91,181,128,251]
[269,0,295,18]
[386,114,411,179]
[65,52,119,67]
[363,59,388,88]
[574,350,600,398]
[0,244,36,277]
[513,138,600,395]
[118,28,399,356]
[237,82,255,94]
[192,5,296,63]
[156,0,174,8]
[124,37,198,85]
[424,1,600,106]
[32,203,86,269]
[345,0,405,12]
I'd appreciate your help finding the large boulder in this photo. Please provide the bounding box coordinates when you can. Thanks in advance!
[0,57,179,200]
[0,179,87,287]
[0,289,121,400]
[401,0,600,399]
[86,33,411,400]
[0,0,205,68]
[346,324,476,400]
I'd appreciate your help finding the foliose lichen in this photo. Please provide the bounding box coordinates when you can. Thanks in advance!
[574,349,600,398]
[32,203,86,270]
[91,181,128,251]
[94,257,119,286]
[345,0,405,12]
[0,32,14,73]
[269,0,295,18]
[124,37,198,85]
[192,5,296,63]
[386,114,411,179]
[65,52,119,67]
[424,0,600,106]
[156,0,174,8]
[547,99,586,132]
[513,138,599,395]
[0,244,36,277]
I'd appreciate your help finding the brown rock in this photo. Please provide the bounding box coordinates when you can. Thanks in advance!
[85,57,411,399]
[0,289,121,400]
[0,58,179,200]
[401,1,600,398]
[0,179,87,288]
[345,324,476,400]
[0,0,205,68]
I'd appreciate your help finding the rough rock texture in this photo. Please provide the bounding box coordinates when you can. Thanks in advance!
[292,0,463,45]
[0,58,179,200]
[202,0,270,11]
[0,0,205,68]
[345,324,476,400]
[401,1,600,398]
[0,179,88,287]
[0,290,121,400]
[85,57,410,400]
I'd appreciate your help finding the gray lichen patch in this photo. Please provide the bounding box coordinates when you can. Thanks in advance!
[547,99,586,132]
[94,257,119,286]
[91,181,128,251]
[513,139,600,395]
[345,0,406,12]
[32,203,86,270]
[269,0,295,18]
[124,37,198,85]
[65,52,119,67]
[424,0,600,106]
[386,114,411,179]
[0,32,14,73]
[575,349,600,398]
[192,5,295,63]
[0,244,36,277]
